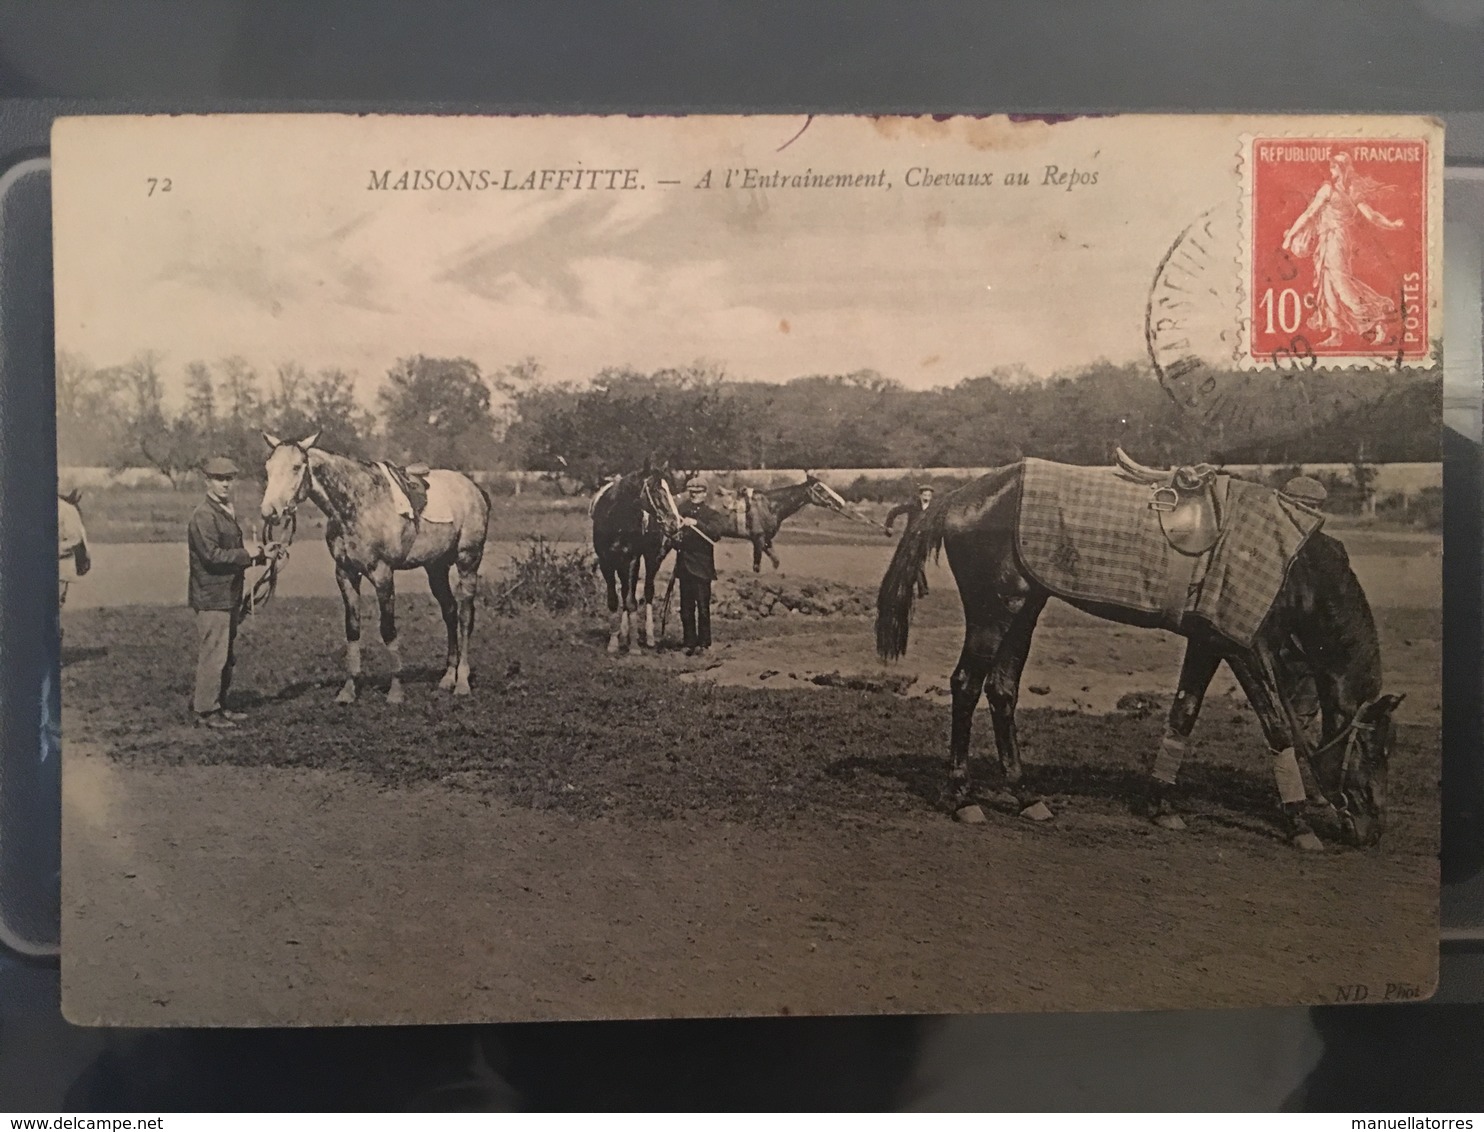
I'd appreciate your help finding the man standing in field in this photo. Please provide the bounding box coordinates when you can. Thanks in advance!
[885,484,935,598]
[188,457,273,730]
[676,476,730,657]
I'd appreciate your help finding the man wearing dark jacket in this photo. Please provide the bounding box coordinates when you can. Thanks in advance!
[188,457,273,729]
[676,476,730,656]
[885,484,935,597]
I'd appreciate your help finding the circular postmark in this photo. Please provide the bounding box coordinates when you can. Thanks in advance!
[1145,208,1382,457]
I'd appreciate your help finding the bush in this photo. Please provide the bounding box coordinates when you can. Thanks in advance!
[483,535,599,616]
[1376,485,1443,532]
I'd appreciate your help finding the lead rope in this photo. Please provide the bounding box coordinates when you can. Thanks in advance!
[241,510,296,620]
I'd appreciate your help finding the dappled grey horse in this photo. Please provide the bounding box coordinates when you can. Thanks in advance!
[260,432,491,702]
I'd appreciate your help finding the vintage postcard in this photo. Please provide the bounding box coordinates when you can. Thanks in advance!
[51,113,1443,1025]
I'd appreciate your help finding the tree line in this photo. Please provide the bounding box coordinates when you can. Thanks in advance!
[57,349,1443,489]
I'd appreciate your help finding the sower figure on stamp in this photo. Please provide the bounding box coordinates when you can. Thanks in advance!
[885,485,934,598]
[187,457,279,730]
[676,476,729,657]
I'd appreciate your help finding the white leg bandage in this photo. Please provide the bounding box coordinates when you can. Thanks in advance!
[1273,746,1306,805]
[346,642,362,676]
[1153,733,1186,785]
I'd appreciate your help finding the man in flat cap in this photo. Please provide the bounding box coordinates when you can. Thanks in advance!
[188,457,274,729]
[1282,475,1328,510]
[676,476,729,656]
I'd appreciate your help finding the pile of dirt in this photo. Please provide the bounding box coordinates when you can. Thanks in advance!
[710,575,875,620]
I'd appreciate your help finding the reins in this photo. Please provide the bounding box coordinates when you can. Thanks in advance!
[1256,640,1374,814]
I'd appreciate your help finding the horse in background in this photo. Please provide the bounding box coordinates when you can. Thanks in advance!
[713,472,875,572]
[590,461,682,653]
[57,489,91,635]
[876,459,1404,851]
[259,431,491,702]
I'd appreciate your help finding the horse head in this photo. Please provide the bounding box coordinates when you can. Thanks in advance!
[260,429,321,524]
[803,471,851,513]
[57,490,91,577]
[1310,691,1405,848]
[638,462,682,539]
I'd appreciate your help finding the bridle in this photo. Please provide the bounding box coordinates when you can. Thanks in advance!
[1259,641,1378,817]
[242,443,310,618]
[640,473,682,542]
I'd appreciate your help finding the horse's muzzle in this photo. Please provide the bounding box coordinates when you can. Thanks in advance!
[1341,807,1383,848]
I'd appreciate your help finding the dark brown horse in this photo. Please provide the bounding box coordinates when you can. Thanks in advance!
[876,460,1404,850]
[590,461,683,653]
[715,473,873,572]
[260,432,492,702]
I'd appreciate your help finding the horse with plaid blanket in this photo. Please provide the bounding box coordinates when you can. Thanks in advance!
[876,457,1404,851]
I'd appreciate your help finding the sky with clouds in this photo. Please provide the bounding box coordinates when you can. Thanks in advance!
[50,112,1442,411]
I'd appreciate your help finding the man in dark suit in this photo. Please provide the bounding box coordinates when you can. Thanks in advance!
[885,484,935,597]
[676,476,730,656]
[188,457,275,729]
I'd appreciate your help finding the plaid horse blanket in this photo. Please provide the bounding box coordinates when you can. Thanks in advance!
[1015,457,1323,648]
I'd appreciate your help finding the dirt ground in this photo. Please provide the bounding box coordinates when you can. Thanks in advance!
[59,525,1442,1026]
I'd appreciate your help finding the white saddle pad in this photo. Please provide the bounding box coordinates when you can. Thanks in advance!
[378,464,456,524]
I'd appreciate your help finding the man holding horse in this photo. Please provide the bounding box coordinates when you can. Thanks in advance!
[676,476,729,656]
[188,456,280,729]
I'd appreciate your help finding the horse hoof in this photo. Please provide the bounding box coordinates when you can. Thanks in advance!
[1154,813,1187,832]
[437,673,456,691]
[606,640,620,655]
[335,684,357,705]
[454,683,471,697]
[1292,831,1325,853]
[953,804,987,824]
[985,790,1021,814]
[1020,801,1054,823]
[386,684,405,705]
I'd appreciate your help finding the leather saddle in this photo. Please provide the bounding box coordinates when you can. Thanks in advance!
[1113,447,1227,556]
[385,461,431,522]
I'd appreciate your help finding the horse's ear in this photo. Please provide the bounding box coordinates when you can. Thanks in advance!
[1375,692,1406,717]
[262,431,282,451]
[61,488,81,506]
[299,430,321,450]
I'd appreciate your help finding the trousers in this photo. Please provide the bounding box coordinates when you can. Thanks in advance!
[679,574,712,649]
[193,609,239,715]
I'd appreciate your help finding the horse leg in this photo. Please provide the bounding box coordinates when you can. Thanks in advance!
[1138,643,1222,831]
[427,562,459,691]
[945,610,1012,822]
[752,537,762,574]
[983,592,1049,817]
[599,558,622,654]
[764,538,779,570]
[452,555,479,696]
[640,549,659,649]
[1226,653,1323,851]
[334,563,363,704]
[620,555,640,653]
[368,563,403,704]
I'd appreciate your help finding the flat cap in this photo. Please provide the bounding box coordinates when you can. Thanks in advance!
[686,476,708,489]
[1282,475,1327,507]
[202,457,240,477]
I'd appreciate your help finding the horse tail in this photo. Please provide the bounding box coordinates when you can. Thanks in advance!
[876,503,948,661]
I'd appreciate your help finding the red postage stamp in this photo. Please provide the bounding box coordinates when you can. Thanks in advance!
[1242,135,1434,367]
